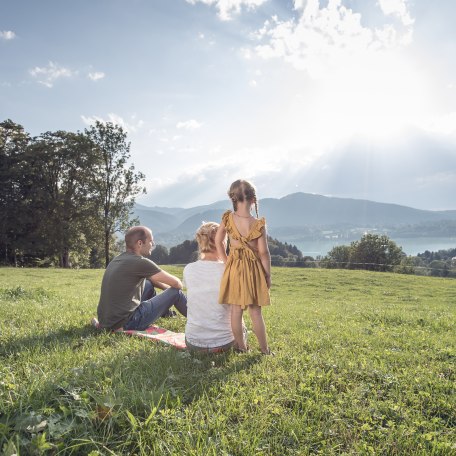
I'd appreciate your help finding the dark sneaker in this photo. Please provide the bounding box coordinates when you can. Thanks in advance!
[162,310,177,318]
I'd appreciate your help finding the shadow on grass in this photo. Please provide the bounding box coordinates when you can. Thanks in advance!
[2,321,262,410]
[0,324,97,357]
[1,321,264,453]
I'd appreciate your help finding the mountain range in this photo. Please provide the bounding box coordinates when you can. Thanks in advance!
[134,193,456,248]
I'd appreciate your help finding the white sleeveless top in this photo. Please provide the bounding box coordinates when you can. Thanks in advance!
[183,260,234,348]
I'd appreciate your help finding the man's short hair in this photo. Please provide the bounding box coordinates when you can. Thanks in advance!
[125,226,151,249]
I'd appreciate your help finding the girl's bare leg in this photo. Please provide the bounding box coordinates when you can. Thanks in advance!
[231,305,248,351]
[248,304,269,353]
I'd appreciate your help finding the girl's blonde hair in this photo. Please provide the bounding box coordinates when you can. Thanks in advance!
[195,222,219,255]
[228,179,259,218]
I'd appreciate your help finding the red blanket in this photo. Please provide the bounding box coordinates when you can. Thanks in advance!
[91,317,186,350]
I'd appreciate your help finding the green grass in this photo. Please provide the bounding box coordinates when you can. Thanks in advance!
[0,267,455,455]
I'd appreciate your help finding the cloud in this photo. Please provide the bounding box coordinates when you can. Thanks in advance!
[425,112,456,136]
[81,113,144,133]
[299,129,456,210]
[139,126,456,211]
[29,61,74,88]
[0,30,16,40]
[252,0,414,78]
[141,161,243,207]
[378,0,414,26]
[88,71,105,81]
[176,119,203,130]
[186,0,267,21]
[139,144,309,207]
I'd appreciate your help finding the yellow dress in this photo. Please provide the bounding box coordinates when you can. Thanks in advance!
[218,210,270,309]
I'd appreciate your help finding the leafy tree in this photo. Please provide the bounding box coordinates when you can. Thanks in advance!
[428,260,449,277]
[322,234,405,272]
[350,234,404,271]
[0,120,31,265]
[270,254,285,266]
[268,236,303,266]
[149,244,169,264]
[28,131,100,267]
[418,248,456,263]
[326,245,351,269]
[394,257,416,275]
[168,240,198,264]
[85,121,145,267]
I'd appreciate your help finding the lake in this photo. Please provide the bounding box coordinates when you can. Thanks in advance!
[294,237,456,257]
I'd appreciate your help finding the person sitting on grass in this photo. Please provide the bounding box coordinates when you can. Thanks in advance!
[183,222,244,352]
[97,226,187,331]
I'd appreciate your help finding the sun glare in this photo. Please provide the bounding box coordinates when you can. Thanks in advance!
[312,53,429,143]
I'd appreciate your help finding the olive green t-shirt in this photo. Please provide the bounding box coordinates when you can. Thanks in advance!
[97,252,161,330]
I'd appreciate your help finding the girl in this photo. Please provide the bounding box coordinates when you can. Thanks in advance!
[215,179,272,355]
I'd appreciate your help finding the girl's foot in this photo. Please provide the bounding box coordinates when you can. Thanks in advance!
[261,348,275,356]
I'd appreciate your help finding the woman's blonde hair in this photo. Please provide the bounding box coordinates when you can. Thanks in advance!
[195,222,219,255]
[228,179,259,218]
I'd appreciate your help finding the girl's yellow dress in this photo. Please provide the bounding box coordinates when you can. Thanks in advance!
[218,210,270,309]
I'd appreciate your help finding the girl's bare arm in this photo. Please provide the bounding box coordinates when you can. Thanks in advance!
[257,227,271,288]
[215,222,228,263]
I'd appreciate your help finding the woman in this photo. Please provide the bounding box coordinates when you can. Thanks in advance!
[183,222,237,352]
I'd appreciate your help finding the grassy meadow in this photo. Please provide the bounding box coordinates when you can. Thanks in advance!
[0,267,455,455]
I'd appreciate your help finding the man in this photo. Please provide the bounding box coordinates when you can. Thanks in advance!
[97,226,187,331]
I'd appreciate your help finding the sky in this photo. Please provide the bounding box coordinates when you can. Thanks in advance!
[1,0,456,210]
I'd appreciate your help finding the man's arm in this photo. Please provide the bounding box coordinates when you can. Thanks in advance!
[150,270,183,289]
[150,277,170,290]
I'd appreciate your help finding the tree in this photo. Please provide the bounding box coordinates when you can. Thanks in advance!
[428,260,448,277]
[149,245,169,264]
[168,240,198,264]
[394,257,416,275]
[267,236,303,266]
[326,245,351,268]
[85,121,145,267]
[0,120,31,265]
[350,234,404,271]
[28,131,99,267]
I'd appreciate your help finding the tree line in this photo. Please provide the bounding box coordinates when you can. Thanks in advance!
[321,233,456,278]
[0,119,145,268]
[150,236,305,266]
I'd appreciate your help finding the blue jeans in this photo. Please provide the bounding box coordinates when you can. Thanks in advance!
[124,283,187,331]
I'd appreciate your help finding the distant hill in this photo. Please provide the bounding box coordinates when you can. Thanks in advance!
[260,193,456,227]
[134,207,179,233]
[133,193,456,247]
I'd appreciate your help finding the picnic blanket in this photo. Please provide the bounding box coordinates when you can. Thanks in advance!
[91,318,186,350]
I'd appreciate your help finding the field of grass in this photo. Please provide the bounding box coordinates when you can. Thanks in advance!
[0,266,455,455]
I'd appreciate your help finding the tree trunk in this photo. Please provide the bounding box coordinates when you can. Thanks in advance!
[105,230,110,267]
[61,247,71,268]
